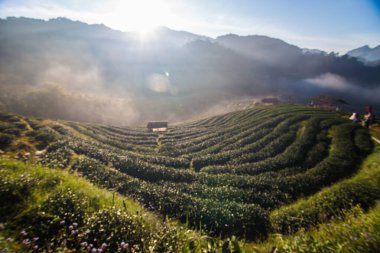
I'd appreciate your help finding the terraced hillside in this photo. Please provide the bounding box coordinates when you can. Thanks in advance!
[0,105,377,249]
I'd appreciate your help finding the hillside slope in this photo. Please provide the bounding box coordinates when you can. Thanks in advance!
[1,17,380,124]
[1,105,379,252]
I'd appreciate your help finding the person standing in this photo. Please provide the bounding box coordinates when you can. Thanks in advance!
[366,104,373,114]
[349,112,360,123]
[363,105,374,129]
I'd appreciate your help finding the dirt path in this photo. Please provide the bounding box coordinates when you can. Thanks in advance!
[372,137,380,145]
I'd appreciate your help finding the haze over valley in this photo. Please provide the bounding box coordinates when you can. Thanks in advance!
[1,1,380,252]
[1,17,379,125]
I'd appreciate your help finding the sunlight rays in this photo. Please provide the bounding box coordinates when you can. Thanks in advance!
[109,0,171,37]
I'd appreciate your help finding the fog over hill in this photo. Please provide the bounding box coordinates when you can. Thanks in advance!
[1,17,380,125]
[346,45,380,65]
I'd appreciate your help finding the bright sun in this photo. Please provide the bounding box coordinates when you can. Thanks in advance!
[112,0,171,36]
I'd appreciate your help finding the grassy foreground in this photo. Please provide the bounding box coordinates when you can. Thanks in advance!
[0,157,248,252]
[2,149,380,252]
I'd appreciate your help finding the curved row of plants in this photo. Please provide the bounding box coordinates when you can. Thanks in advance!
[2,106,373,242]
[0,158,247,252]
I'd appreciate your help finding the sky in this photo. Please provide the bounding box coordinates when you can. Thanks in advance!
[1,0,380,53]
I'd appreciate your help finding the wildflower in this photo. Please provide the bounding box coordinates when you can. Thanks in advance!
[33,237,39,241]
[101,243,107,249]
[0,223,5,230]
[73,222,78,227]
[68,225,74,231]
[80,242,88,247]
[91,248,97,253]
[21,230,27,236]
[60,220,65,225]
[22,239,31,246]
[352,236,358,241]
[33,245,39,250]
[85,229,91,234]
[120,242,128,249]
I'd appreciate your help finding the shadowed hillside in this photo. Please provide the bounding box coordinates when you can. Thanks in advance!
[1,17,380,125]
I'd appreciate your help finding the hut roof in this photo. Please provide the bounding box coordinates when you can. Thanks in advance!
[262,97,279,104]
[312,95,348,106]
[147,122,168,128]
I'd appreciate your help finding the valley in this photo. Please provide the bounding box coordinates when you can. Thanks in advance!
[1,105,379,252]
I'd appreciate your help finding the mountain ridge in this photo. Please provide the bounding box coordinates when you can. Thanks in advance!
[1,17,380,125]
[346,44,380,64]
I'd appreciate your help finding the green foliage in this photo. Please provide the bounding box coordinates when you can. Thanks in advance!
[0,157,247,252]
[24,105,371,240]
[51,124,69,135]
[28,126,59,149]
[354,127,374,154]
[0,113,28,149]
[0,105,376,249]
[41,145,74,168]
[0,133,15,149]
[270,145,380,234]
[273,204,380,253]
[85,208,147,252]
[0,171,36,220]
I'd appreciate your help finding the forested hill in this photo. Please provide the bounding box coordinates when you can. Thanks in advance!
[1,17,380,125]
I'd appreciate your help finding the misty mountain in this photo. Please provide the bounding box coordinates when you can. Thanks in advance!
[136,26,210,47]
[346,45,380,65]
[215,34,380,85]
[1,17,379,125]
[216,34,303,66]
[301,48,327,55]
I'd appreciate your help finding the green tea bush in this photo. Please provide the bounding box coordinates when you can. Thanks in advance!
[0,133,15,149]
[30,127,59,149]
[51,124,69,135]
[270,144,380,235]
[41,146,74,168]
[85,208,147,252]
[3,105,372,244]
[0,173,36,220]
[0,158,251,252]
[274,205,380,253]
[354,127,373,154]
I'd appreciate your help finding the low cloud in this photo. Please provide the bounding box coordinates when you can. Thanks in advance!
[305,73,349,91]
[305,72,380,105]
[39,62,104,93]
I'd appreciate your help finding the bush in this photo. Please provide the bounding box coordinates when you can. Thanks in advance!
[0,173,35,220]
[31,127,59,149]
[0,133,15,149]
[270,145,380,234]
[274,205,380,253]
[85,208,148,252]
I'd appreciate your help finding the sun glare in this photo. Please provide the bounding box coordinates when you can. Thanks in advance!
[112,0,171,37]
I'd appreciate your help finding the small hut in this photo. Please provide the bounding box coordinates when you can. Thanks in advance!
[147,122,168,132]
[261,97,280,105]
[311,95,348,111]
